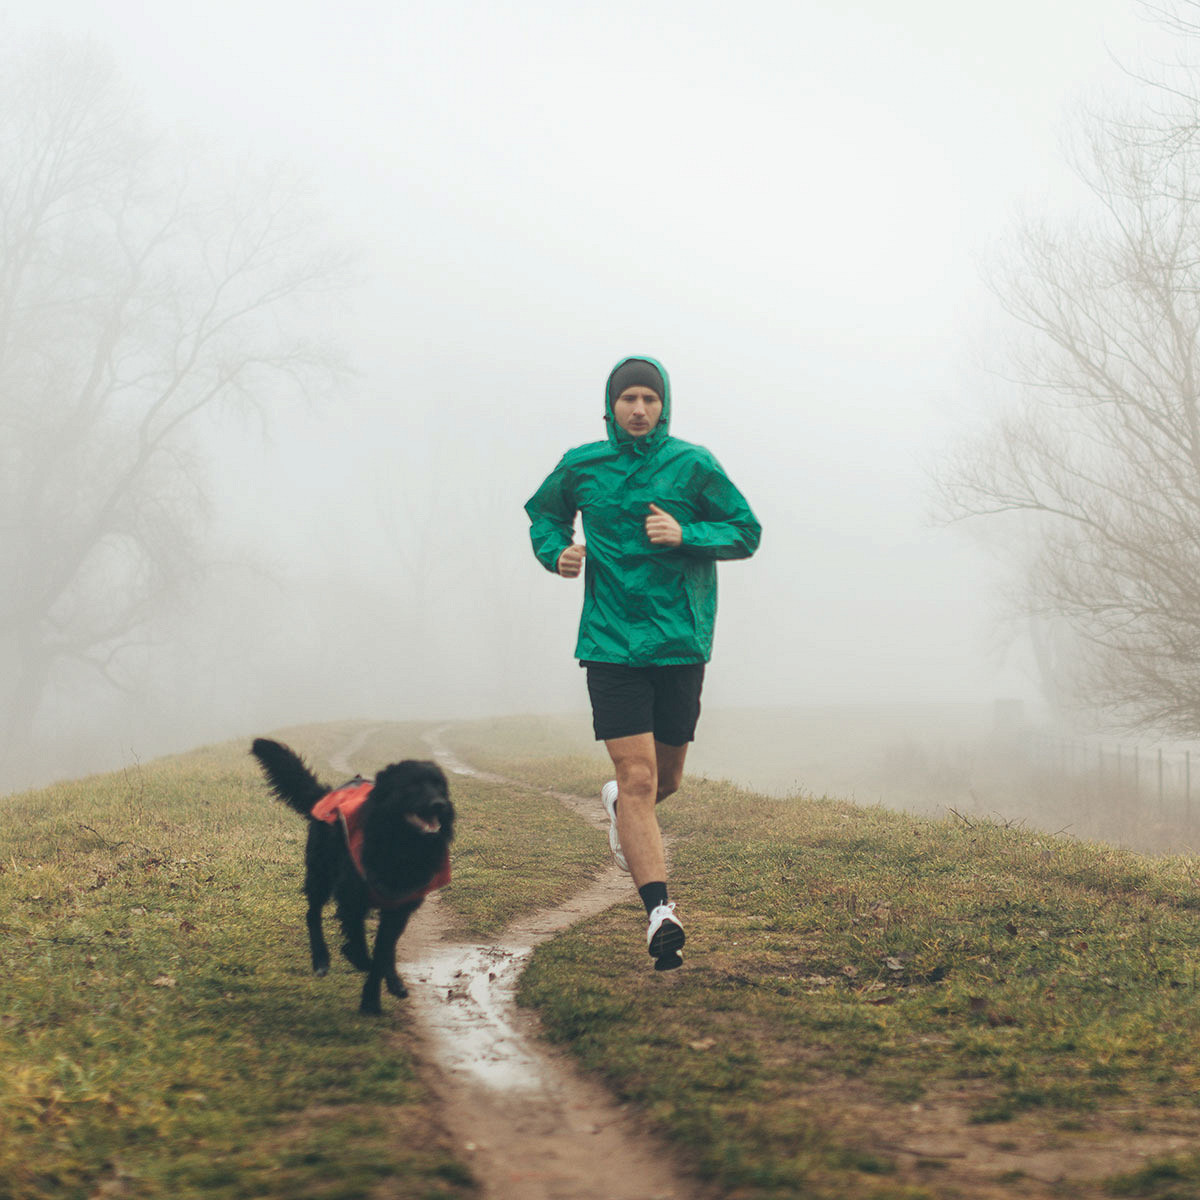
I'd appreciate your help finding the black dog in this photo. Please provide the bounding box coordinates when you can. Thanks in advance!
[250,737,454,1014]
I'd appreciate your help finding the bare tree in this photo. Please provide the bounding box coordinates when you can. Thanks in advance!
[0,36,347,759]
[937,4,1200,734]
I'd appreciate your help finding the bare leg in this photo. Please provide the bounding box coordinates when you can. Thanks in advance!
[605,734,662,886]
[605,735,689,887]
[654,740,689,802]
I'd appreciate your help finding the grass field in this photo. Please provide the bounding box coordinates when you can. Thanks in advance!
[6,717,1200,1199]
[0,721,603,1200]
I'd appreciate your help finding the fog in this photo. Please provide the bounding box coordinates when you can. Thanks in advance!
[1,1,1175,793]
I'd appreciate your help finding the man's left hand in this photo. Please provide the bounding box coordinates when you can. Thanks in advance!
[645,502,682,547]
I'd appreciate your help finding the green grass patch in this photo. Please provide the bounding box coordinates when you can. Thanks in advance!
[0,720,600,1200]
[435,769,603,938]
[441,714,610,799]
[13,716,1200,1199]
[1106,1155,1200,1197]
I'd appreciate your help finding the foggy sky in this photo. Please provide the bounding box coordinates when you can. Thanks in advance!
[1,0,1173,781]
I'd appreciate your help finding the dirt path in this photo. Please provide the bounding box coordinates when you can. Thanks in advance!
[332,728,710,1200]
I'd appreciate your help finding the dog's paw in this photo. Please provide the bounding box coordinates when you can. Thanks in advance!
[359,996,384,1016]
[313,964,329,978]
[385,975,409,999]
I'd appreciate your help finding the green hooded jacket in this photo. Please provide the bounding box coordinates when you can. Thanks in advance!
[525,356,761,666]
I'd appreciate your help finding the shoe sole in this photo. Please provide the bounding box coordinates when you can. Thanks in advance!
[654,950,683,971]
[647,920,685,958]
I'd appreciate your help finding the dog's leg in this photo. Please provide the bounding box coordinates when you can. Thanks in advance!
[359,904,418,1015]
[304,826,337,976]
[335,879,372,972]
[307,900,331,976]
[383,901,421,999]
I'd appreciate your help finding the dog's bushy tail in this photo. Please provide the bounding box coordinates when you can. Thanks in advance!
[250,738,327,817]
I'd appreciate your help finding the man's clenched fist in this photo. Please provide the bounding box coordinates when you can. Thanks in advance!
[557,543,587,577]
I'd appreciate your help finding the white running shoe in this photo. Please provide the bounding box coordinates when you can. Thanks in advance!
[601,780,629,872]
[646,902,685,959]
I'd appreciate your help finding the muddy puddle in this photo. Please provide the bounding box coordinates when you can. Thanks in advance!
[404,875,702,1200]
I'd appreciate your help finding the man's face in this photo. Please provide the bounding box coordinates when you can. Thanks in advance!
[612,386,663,437]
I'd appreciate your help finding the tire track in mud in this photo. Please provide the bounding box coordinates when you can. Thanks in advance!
[335,727,710,1200]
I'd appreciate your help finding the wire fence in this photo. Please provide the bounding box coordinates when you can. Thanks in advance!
[867,725,1200,853]
[1027,733,1196,816]
[969,730,1200,851]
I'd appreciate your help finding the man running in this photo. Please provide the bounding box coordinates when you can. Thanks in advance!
[525,355,761,969]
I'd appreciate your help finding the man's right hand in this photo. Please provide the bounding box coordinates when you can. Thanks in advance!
[557,543,586,578]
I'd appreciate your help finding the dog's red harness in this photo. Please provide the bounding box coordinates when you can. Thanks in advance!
[312,779,451,908]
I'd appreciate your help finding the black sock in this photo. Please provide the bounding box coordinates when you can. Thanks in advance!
[639,881,669,915]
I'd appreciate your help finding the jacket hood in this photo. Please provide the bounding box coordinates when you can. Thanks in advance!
[605,355,671,452]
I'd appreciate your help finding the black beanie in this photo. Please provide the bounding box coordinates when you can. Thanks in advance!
[608,358,665,403]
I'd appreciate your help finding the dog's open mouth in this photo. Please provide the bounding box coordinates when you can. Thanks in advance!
[406,812,442,834]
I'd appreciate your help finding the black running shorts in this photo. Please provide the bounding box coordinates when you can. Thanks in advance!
[582,661,706,746]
